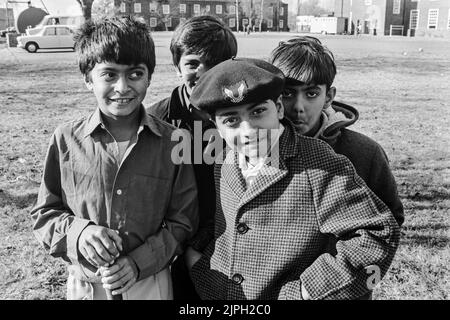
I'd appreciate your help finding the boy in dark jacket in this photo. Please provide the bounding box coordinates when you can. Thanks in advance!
[269,36,404,227]
[147,15,237,300]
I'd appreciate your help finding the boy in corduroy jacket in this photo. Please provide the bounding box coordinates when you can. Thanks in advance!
[186,58,400,300]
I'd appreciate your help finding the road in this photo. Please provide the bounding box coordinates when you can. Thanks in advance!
[1,32,449,66]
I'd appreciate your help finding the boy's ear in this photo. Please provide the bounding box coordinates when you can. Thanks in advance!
[275,95,285,120]
[84,73,93,91]
[324,87,336,109]
[175,65,182,79]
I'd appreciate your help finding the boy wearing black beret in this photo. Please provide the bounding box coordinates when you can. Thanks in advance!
[186,58,400,300]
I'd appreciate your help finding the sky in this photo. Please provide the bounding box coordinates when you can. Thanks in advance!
[0,0,81,15]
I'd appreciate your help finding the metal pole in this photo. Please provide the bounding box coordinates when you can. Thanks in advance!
[39,0,49,14]
[6,1,10,28]
[259,0,264,32]
[235,0,239,32]
[277,0,280,32]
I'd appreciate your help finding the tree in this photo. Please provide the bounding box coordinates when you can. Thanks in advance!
[298,0,328,16]
[76,0,95,20]
[92,0,117,18]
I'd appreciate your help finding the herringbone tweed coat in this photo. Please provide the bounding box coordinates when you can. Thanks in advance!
[190,121,400,300]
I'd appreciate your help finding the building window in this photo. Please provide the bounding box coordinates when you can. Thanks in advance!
[280,7,284,16]
[229,18,235,28]
[180,4,186,14]
[267,19,273,28]
[242,18,248,26]
[427,9,439,29]
[279,19,284,29]
[194,4,200,14]
[166,17,172,27]
[163,4,170,14]
[120,2,126,13]
[229,5,236,15]
[149,17,157,27]
[393,0,401,15]
[205,5,210,13]
[134,3,141,13]
[216,5,222,15]
[149,2,157,13]
[410,10,419,29]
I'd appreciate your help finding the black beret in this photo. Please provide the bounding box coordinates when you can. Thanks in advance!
[190,58,285,113]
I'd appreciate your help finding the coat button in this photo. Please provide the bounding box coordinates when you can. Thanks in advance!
[231,273,244,284]
[116,189,122,195]
[237,223,249,234]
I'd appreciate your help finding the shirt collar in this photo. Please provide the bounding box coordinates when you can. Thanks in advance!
[83,105,162,138]
[237,123,285,170]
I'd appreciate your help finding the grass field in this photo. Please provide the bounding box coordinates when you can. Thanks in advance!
[0,33,449,300]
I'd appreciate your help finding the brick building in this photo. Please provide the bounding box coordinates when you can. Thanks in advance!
[412,0,450,38]
[113,0,288,32]
[335,0,450,38]
[0,8,14,30]
[334,0,419,36]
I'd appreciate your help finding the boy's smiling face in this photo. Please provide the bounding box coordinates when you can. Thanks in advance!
[85,61,150,119]
[215,98,284,159]
[282,80,335,136]
[178,53,212,95]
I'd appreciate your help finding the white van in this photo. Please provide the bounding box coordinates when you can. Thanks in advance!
[26,15,84,35]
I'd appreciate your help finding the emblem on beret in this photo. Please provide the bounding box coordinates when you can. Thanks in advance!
[223,81,247,104]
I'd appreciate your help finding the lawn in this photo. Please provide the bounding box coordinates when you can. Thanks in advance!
[0,33,449,300]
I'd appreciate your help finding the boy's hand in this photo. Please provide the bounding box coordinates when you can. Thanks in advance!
[78,225,122,268]
[97,256,139,295]
[185,246,202,271]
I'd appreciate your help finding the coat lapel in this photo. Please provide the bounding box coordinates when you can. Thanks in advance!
[239,121,300,208]
[221,149,247,201]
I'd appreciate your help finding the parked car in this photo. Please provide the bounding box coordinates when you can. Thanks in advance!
[0,27,17,37]
[26,14,83,36]
[17,25,75,53]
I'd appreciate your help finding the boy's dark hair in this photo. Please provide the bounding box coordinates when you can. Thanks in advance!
[74,15,155,78]
[170,15,237,68]
[269,36,336,90]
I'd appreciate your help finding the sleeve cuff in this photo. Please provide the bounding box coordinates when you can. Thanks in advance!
[128,228,178,282]
[66,218,93,265]
[279,280,303,300]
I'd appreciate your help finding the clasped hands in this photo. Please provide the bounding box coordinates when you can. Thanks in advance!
[78,225,138,295]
